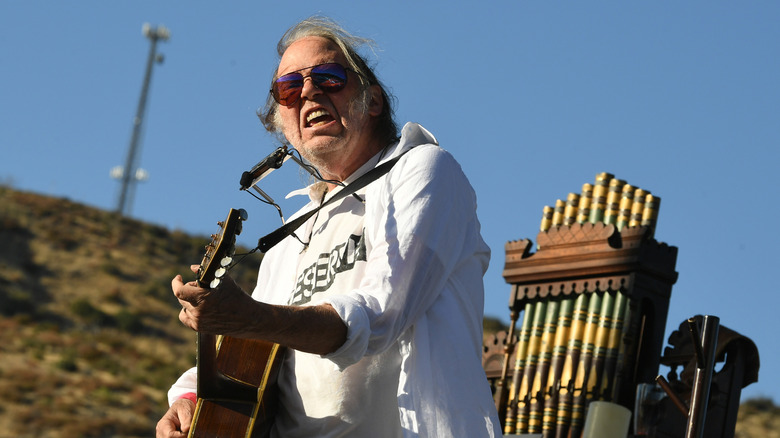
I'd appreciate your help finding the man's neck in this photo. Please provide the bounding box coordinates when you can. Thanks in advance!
[323,142,388,191]
[320,141,386,188]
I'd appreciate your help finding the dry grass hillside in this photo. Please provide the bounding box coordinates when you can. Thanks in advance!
[0,186,775,437]
[0,186,262,437]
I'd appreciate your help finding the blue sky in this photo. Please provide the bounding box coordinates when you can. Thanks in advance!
[2,2,778,403]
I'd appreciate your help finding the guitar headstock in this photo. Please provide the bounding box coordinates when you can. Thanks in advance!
[197,208,249,289]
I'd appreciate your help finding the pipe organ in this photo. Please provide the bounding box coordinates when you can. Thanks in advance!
[493,172,678,437]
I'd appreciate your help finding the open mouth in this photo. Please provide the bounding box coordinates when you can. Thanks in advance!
[305,109,334,127]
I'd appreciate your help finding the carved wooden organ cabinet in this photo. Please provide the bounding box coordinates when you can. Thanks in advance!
[491,172,679,437]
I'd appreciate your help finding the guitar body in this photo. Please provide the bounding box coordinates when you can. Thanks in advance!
[190,337,285,438]
[187,208,286,438]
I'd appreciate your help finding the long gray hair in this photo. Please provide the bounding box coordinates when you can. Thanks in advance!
[257,16,398,147]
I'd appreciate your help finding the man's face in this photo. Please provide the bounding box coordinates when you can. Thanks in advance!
[275,36,382,180]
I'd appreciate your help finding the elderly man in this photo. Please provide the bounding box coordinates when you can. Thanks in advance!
[157,16,501,438]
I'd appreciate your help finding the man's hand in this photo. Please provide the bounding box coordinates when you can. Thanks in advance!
[171,265,347,355]
[156,398,194,438]
[173,265,259,336]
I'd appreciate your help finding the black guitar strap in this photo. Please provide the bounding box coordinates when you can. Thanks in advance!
[255,149,408,253]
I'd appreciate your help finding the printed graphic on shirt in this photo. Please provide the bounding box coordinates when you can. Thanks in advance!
[289,230,367,305]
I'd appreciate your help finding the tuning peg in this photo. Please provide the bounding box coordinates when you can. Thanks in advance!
[210,278,221,289]
[238,208,249,221]
[215,267,226,278]
[220,257,233,267]
[217,221,225,227]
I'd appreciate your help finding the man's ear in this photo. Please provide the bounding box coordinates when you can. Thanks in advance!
[367,85,384,117]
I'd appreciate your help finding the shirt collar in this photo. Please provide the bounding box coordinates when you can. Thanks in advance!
[284,144,396,203]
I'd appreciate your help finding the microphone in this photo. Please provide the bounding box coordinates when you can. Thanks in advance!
[239,146,290,190]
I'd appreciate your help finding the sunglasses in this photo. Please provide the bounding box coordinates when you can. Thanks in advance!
[271,63,350,107]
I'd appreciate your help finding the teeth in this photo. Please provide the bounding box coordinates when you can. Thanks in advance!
[306,109,329,124]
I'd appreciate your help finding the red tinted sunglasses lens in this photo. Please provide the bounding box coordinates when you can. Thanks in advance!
[310,63,348,91]
[272,63,348,106]
[273,74,303,106]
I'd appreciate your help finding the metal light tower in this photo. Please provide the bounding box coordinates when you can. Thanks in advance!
[113,23,170,217]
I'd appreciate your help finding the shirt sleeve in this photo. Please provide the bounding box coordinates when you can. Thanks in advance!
[167,366,198,406]
[322,144,488,368]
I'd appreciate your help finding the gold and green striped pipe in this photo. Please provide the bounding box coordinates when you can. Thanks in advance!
[528,299,560,433]
[540,205,554,233]
[609,293,634,402]
[504,301,536,434]
[587,291,616,400]
[551,199,565,229]
[588,172,613,224]
[569,292,603,437]
[542,297,574,437]
[641,194,661,238]
[598,290,628,400]
[516,300,548,434]
[604,179,625,225]
[563,193,580,227]
[576,183,593,224]
[628,188,648,228]
[616,183,635,231]
[555,293,589,438]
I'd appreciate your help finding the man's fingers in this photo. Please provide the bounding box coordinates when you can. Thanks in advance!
[179,307,189,326]
[155,400,193,438]
[171,274,185,291]
[172,275,202,303]
[176,400,194,433]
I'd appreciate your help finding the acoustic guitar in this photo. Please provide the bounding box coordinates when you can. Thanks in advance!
[189,208,285,438]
